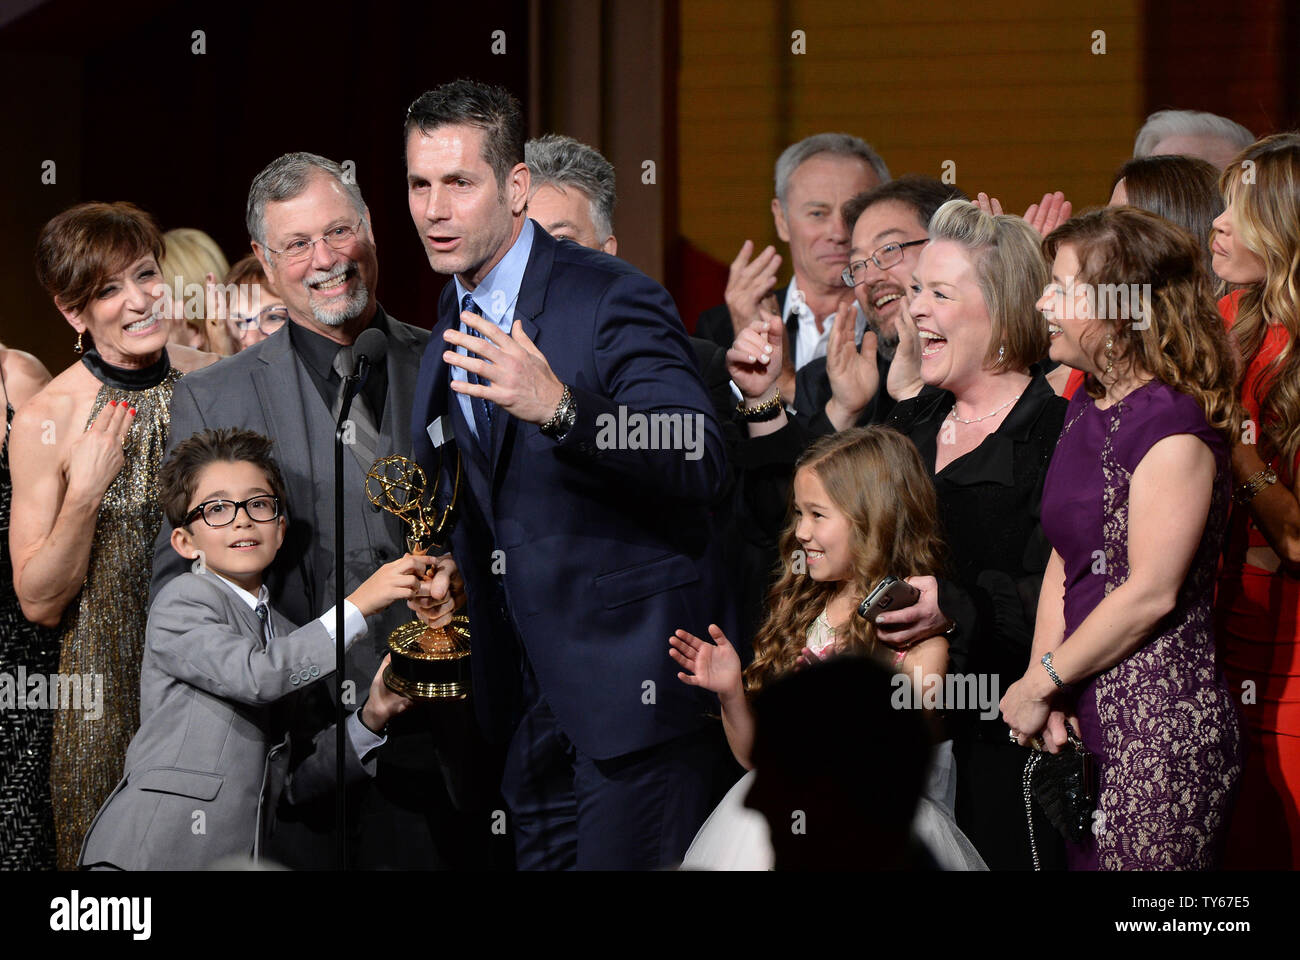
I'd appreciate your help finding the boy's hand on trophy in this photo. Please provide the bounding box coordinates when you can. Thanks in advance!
[407,553,464,629]
[349,554,437,618]
[361,654,414,733]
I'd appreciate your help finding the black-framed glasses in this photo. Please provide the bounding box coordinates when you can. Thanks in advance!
[184,495,281,528]
[842,239,929,287]
[266,219,364,263]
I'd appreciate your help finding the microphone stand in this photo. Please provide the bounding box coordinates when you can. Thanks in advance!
[333,355,371,871]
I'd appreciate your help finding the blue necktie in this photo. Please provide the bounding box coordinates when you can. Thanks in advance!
[460,293,494,451]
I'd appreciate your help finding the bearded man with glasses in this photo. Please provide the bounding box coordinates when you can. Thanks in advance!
[149,152,484,871]
[791,176,968,435]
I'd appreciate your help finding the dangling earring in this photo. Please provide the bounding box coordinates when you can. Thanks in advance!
[1103,335,1114,379]
[997,344,1005,363]
[74,331,83,354]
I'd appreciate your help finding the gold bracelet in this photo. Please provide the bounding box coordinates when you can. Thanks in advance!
[1234,466,1278,505]
[737,389,782,422]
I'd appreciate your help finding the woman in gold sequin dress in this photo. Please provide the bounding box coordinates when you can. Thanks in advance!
[9,202,216,869]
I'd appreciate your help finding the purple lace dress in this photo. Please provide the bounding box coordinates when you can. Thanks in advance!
[1041,382,1242,870]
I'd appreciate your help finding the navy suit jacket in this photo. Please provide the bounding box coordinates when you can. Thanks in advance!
[412,225,735,760]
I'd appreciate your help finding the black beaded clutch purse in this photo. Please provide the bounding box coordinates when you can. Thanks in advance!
[1022,732,1096,868]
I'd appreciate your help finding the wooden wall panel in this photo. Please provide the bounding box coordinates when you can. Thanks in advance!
[677,0,1142,319]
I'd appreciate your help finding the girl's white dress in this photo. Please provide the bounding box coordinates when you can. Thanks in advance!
[681,612,988,871]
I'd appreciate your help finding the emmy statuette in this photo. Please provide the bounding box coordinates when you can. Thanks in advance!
[365,452,470,700]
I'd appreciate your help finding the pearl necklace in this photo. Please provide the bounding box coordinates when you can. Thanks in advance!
[947,394,1021,424]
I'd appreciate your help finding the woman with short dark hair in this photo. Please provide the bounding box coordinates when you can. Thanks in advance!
[9,201,215,868]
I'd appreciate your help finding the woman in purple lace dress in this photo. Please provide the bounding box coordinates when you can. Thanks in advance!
[1001,207,1243,870]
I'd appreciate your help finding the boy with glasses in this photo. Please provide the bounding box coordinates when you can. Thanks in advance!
[79,428,430,869]
[152,152,459,871]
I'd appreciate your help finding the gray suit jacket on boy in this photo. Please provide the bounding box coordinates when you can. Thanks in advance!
[78,571,369,870]
[150,308,426,684]
[147,310,491,870]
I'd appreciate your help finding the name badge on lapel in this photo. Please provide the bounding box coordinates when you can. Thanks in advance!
[426,415,454,449]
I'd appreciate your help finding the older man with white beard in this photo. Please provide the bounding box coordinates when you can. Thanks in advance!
[149,152,484,871]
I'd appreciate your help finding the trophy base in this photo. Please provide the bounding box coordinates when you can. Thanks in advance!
[381,667,468,701]
[383,615,471,702]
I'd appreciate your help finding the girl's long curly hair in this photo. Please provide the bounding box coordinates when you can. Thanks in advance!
[744,426,947,695]
[1043,206,1242,445]
[1220,133,1300,478]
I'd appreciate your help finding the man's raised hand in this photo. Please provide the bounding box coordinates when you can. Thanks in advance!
[824,299,878,431]
[444,312,565,425]
[724,240,782,339]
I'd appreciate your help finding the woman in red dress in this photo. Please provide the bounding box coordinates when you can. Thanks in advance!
[1212,133,1300,868]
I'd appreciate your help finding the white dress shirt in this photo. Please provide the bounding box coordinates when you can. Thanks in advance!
[784,274,868,371]
[209,573,386,757]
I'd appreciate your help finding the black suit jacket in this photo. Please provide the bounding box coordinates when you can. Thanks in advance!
[695,285,791,356]
[791,350,897,436]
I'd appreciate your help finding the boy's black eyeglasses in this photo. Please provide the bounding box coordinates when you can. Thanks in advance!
[184,496,281,528]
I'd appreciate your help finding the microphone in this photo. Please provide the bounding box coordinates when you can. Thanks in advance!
[330,325,387,870]
[352,327,389,374]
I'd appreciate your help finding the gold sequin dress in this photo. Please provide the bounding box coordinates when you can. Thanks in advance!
[49,356,181,870]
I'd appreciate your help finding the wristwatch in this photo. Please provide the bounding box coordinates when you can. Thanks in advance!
[540,384,576,441]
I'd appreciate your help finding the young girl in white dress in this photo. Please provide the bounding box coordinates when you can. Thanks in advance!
[671,426,986,870]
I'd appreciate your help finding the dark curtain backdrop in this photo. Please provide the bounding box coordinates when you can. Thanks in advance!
[0,0,530,369]
[5,0,1300,372]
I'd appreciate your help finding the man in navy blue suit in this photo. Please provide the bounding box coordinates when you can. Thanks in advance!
[405,80,735,869]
